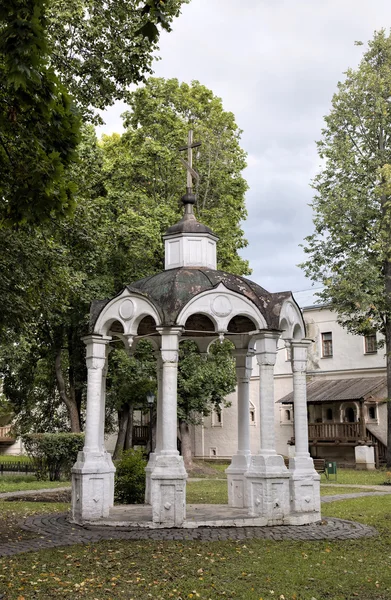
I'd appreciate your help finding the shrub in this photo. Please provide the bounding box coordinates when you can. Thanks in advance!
[114,448,146,504]
[22,433,84,481]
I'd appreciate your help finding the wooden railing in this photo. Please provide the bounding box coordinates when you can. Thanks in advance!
[0,425,15,442]
[366,428,387,466]
[308,422,361,441]
[132,425,149,443]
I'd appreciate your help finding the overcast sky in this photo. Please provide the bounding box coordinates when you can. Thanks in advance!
[97,0,391,294]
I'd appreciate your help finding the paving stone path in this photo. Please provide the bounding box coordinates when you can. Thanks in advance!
[0,488,386,556]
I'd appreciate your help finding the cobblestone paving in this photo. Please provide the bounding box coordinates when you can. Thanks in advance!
[0,491,382,557]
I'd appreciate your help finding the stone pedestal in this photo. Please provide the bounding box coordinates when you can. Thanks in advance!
[145,452,157,504]
[286,456,321,524]
[71,451,116,524]
[226,454,251,508]
[355,445,376,470]
[150,454,187,526]
[246,455,290,524]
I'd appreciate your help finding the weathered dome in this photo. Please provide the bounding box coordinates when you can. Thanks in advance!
[125,267,290,329]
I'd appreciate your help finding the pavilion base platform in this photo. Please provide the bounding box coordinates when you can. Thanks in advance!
[80,503,322,529]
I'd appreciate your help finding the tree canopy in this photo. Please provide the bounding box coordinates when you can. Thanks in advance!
[0,0,81,226]
[301,30,391,463]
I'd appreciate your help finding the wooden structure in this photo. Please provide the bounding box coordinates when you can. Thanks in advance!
[280,376,387,467]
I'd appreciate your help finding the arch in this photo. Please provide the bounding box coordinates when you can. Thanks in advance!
[184,313,216,335]
[227,315,257,334]
[137,315,157,336]
[177,283,267,332]
[279,297,305,340]
[93,289,161,337]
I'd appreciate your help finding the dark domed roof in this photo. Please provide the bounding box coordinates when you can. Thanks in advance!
[126,267,290,328]
[164,213,217,237]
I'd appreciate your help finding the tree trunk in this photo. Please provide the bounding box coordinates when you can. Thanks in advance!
[124,404,133,451]
[179,419,193,471]
[55,348,81,432]
[113,407,129,459]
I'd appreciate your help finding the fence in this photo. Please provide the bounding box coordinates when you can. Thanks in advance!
[0,460,35,475]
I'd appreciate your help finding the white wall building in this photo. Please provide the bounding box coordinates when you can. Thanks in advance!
[191,291,387,468]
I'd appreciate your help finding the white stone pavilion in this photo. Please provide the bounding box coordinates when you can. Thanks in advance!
[71,139,321,528]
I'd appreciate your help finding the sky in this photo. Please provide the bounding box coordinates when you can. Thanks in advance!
[97,0,391,294]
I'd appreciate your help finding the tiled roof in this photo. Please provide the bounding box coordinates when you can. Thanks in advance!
[279,376,386,404]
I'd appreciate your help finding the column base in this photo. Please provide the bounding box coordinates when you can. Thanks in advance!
[226,453,251,508]
[70,450,116,524]
[289,469,321,518]
[150,454,187,526]
[245,454,290,523]
[145,452,158,504]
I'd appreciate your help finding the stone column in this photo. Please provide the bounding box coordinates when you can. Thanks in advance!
[145,354,163,504]
[150,327,187,526]
[226,349,252,507]
[71,335,115,524]
[287,339,321,525]
[246,332,289,524]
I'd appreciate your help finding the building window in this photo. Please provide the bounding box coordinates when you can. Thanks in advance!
[249,402,256,425]
[321,332,333,357]
[212,406,222,427]
[368,405,377,420]
[326,408,333,421]
[364,334,377,354]
[285,409,291,421]
[209,447,217,457]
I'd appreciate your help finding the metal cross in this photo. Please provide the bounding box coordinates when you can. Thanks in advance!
[178,130,201,189]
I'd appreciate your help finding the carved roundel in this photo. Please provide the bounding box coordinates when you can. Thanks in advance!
[211,295,232,318]
[119,299,135,321]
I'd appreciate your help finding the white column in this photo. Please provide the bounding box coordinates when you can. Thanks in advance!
[289,339,315,471]
[159,327,181,455]
[155,354,164,454]
[71,334,115,524]
[150,327,187,526]
[287,339,321,524]
[99,345,111,452]
[84,336,110,453]
[257,332,279,458]
[226,349,252,507]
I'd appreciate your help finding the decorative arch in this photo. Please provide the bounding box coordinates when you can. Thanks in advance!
[177,283,267,332]
[279,297,305,340]
[93,289,161,338]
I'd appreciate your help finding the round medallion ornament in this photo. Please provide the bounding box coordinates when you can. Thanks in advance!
[119,299,135,321]
[211,295,232,318]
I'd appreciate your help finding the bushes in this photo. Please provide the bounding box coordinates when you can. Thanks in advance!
[114,448,146,504]
[22,433,84,481]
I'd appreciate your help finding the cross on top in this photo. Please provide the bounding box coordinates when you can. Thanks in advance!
[178,130,201,191]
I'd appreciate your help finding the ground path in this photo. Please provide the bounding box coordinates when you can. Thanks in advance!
[1,485,390,556]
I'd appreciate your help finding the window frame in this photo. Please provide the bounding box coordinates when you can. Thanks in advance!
[321,332,333,358]
[364,333,377,354]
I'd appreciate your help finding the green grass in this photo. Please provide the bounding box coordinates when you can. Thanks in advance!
[0,476,70,494]
[0,455,32,463]
[320,485,371,496]
[187,479,228,504]
[1,495,391,599]
[319,468,388,486]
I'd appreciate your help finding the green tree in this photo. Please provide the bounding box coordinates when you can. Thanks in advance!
[178,340,236,469]
[46,0,188,119]
[102,78,250,274]
[301,30,391,464]
[0,0,81,226]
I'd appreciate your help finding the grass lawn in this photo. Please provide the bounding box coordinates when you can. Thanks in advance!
[0,476,71,494]
[0,455,32,463]
[0,495,391,599]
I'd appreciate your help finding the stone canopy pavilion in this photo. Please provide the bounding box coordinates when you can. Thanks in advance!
[71,135,321,528]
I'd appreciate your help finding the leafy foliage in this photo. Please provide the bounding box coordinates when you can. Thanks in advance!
[46,0,188,119]
[0,0,81,226]
[22,432,84,480]
[300,30,391,464]
[301,31,391,339]
[114,448,147,504]
[103,78,250,274]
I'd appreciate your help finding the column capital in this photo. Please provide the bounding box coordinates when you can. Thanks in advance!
[291,339,312,373]
[254,331,279,367]
[157,326,183,363]
[82,335,111,369]
[234,348,253,381]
